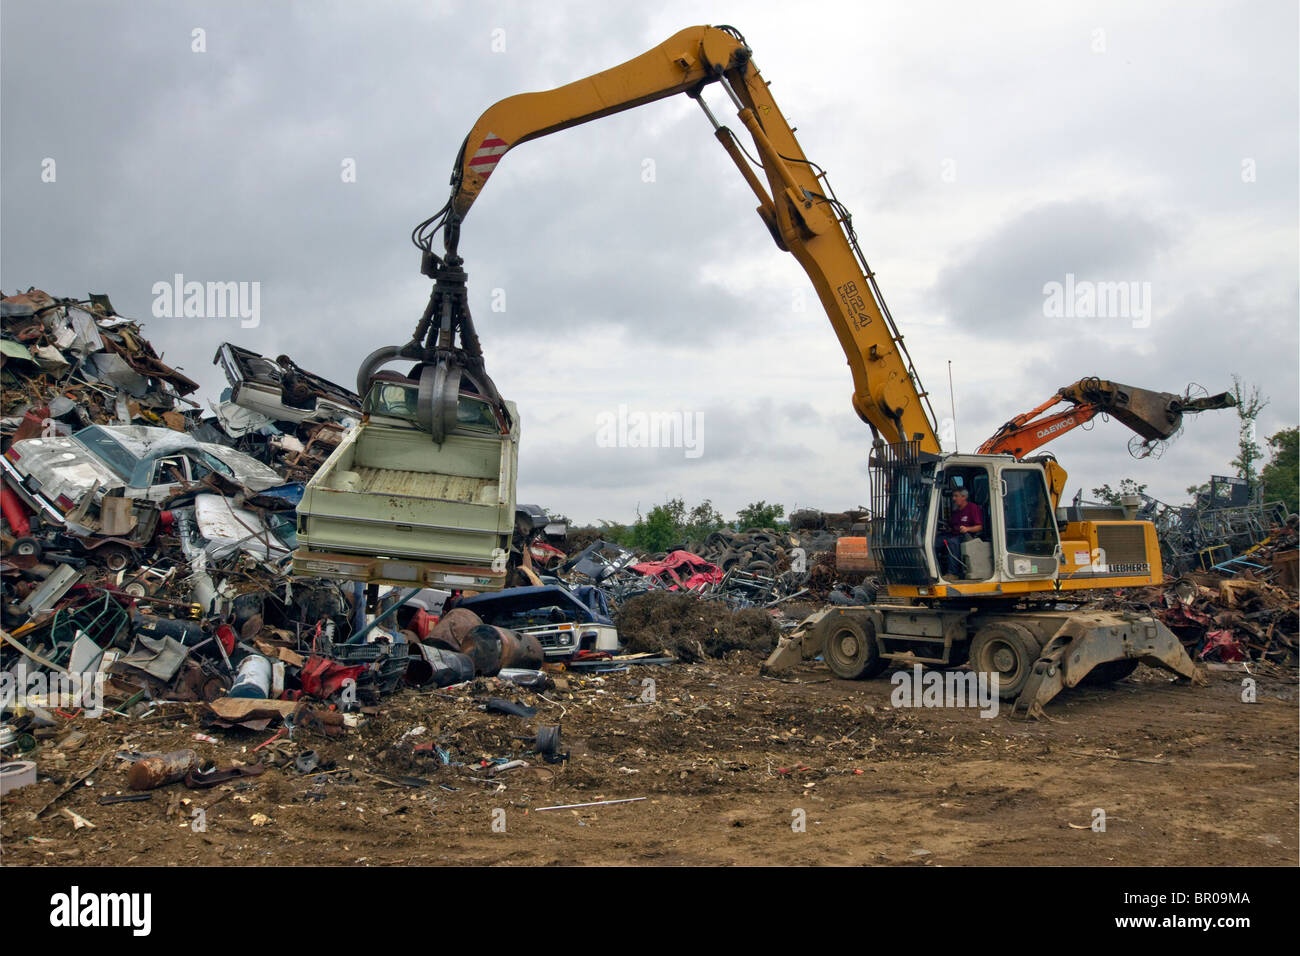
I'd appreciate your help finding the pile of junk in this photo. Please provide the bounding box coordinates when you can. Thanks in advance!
[0,290,568,754]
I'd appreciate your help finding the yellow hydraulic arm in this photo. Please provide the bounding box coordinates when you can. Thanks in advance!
[413,24,938,450]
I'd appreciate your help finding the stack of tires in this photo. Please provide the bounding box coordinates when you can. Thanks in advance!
[694,528,800,575]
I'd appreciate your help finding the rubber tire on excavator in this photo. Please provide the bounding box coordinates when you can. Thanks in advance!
[969,622,1041,700]
[1077,658,1141,686]
[818,613,887,680]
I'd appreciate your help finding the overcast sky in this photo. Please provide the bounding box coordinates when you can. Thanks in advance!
[3,0,1297,525]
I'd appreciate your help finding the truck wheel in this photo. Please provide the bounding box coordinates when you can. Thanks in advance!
[819,613,885,680]
[969,622,1040,700]
[11,537,41,559]
[96,544,132,572]
[1078,658,1140,686]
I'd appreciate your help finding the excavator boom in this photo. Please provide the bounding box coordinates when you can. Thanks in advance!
[977,378,1236,458]
[419,24,939,450]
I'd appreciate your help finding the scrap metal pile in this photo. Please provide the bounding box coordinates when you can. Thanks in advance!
[2,290,198,431]
[551,523,863,614]
[0,291,447,750]
[0,290,642,784]
[1135,476,1292,574]
[1106,519,1299,668]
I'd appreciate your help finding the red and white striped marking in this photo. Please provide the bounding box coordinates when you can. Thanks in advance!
[468,133,508,180]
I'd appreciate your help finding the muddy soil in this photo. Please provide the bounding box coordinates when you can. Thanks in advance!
[2,652,1294,866]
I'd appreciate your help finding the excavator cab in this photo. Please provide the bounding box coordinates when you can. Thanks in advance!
[870,442,1063,592]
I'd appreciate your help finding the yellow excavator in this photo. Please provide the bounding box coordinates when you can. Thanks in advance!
[401,24,1226,715]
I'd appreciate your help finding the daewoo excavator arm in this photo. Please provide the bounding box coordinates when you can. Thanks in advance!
[411,24,939,451]
[977,378,1236,458]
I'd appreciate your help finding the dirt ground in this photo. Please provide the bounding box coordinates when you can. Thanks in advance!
[2,644,1295,867]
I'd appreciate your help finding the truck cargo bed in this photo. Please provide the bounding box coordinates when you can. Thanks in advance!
[336,466,497,502]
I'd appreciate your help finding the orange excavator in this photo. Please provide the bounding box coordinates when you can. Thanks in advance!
[977,378,1236,459]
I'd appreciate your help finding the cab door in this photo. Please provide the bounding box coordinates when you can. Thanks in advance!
[997,465,1060,581]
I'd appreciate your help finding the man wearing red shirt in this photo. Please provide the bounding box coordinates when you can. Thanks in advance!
[938,488,984,575]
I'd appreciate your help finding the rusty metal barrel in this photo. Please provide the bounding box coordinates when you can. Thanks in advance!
[499,629,544,670]
[460,625,504,676]
[429,608,483,651]
[462,625,544,673]
[406,644,475,688]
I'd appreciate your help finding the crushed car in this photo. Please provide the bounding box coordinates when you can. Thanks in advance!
[214,342,361,427]
[2,424,287,524]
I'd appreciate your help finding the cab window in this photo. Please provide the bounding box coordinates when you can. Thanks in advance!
[365,382,420,422]
[1002,468,1057,557]
[456,394,498,433]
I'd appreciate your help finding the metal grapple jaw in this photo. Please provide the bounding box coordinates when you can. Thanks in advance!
[356,248,509,442]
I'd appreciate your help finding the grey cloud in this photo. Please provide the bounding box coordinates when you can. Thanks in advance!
[932,200,1170,337]
[2,0,1294,525]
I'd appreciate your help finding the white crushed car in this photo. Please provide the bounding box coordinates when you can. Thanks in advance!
[2,424,285,524]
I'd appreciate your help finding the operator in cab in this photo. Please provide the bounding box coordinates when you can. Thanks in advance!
[938,487,983,575]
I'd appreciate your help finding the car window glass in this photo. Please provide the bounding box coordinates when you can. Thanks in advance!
[456,395,497,433]
[366,383,419,421]
[73,426,140,480]
[199,452,234,477]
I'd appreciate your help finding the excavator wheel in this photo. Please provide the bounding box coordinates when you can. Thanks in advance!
[969,622,1041,700]
[1077,658,1141,686]
[818,612,886,680]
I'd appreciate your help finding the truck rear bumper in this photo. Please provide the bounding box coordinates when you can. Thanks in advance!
[291,548,507,591]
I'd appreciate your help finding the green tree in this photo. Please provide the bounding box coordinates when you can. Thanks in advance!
[1260,427,1299,514]
[618,497,726,553]
[1229,375,1269,495]
[683,499,726,544]
[735,500,785,530]
[1091,478,1148,505]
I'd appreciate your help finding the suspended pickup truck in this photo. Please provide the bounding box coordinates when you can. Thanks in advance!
[292,352,518,592]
